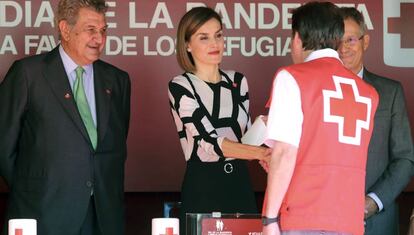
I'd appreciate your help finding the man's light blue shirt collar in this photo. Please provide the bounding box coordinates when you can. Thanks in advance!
[357,67,364,79]
[59,45,93,88]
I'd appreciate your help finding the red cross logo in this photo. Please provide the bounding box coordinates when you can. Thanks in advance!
[323,76,372,145]
[15,229,23,235]
[388,3,414,48]
[160,227,177,235]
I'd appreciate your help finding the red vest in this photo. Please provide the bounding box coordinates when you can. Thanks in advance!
[277,58,378,235]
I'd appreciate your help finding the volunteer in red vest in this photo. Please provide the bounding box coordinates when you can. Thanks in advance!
[262,2,379,235]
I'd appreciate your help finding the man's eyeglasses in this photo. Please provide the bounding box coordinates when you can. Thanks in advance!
[76,26,108,38]
[340,35,364,47]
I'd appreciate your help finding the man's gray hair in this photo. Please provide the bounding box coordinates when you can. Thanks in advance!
[55,0,108,38]
[339,7,368,36]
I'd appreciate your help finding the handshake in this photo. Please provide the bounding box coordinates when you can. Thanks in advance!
[242,115,272,173]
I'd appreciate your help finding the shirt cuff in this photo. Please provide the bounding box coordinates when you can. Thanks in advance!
[367,192,384,212]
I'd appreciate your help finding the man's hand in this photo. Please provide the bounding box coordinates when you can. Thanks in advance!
[259,147,273,173]
[364,196,379,219]
[408,209,414,235]
[259,160,269,173]
[263,222,280,235]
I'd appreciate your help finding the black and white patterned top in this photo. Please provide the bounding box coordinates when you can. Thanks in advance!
[168,70,251,162]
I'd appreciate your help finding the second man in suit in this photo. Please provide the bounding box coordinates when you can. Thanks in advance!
[0,0,131,234]
[338,7,414,235]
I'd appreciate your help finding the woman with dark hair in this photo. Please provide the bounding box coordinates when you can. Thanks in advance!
[168,6,270,232]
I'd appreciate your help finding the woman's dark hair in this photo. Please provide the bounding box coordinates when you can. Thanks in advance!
[176,7,222,72]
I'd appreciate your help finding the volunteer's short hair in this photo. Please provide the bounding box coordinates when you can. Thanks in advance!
[339,7,368,36]
[292,1,344,51]
[55,0,108,39]
[176,7,222,73]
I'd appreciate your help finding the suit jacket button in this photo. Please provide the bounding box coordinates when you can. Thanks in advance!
[86,181,93,187]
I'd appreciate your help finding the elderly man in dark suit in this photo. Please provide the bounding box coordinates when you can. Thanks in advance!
[338,7,414,235]
[0,0,130,234]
